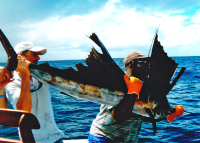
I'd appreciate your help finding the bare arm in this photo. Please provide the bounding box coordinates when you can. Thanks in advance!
[111,93,137,123]
[0,66,13,108]
[16,56,32,112]
[111,75,142,123]
[0,93,8,108]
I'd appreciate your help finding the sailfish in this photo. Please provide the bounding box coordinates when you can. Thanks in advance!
[0,29,186,134]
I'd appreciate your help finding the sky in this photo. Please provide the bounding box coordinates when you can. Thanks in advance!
[0,0,200,62]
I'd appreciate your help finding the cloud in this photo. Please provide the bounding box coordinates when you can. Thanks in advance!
[16,0,157,53]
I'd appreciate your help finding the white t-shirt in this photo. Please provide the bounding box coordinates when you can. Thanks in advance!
[6,71,64,143]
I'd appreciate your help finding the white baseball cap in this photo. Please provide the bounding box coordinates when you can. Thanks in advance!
[14,41,47,55]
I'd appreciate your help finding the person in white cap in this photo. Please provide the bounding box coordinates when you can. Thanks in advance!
[5,42,64,143]
[88,51,185,143]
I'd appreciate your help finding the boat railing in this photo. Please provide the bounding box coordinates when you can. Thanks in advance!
[0,109,40,143]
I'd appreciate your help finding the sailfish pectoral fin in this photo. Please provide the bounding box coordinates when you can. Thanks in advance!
[145,108,157,135]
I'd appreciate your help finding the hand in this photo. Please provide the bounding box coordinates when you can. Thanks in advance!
[167,105,185,123]
[16,55,31,79]
[124,74,143,99]
[0,66,13,90]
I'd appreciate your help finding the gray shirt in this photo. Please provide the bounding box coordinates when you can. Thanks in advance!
[90,104,143,143]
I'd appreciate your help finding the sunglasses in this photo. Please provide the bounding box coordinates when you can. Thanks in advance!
[125,57,151,67]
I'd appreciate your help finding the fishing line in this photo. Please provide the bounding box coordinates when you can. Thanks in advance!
[148,26,160,57]
[184,111,193,114]
[148,96,153,112]
[144,26,160,100]
[146,25,160,81]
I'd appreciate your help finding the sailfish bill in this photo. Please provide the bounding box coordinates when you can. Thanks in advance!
[0,29,186,134]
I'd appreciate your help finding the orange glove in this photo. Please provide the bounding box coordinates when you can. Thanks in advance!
[167,105,185,123]
[124,74,143,99]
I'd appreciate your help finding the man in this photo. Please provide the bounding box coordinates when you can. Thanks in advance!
[0,66,13,108]
[5,42,64,143]
[88,52,184,143]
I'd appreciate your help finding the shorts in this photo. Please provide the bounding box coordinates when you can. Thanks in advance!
[88,134,107,143]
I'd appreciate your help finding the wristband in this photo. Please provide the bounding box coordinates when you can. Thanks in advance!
[0,93,6,98]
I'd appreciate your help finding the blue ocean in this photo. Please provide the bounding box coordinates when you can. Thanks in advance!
[0,57,199,142]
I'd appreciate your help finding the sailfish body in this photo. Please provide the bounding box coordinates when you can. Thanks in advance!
[0,30,186,121]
